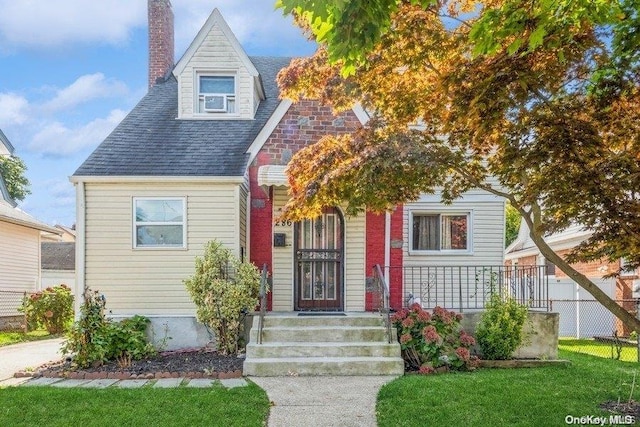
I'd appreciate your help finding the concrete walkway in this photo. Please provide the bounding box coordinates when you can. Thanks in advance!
[0,339,397,426]
[251,376,398,427]
[0,338,65,381]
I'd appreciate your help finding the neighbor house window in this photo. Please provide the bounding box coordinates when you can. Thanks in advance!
[197,75,235,114]
[411,212,469,252]
[133,198,186,248]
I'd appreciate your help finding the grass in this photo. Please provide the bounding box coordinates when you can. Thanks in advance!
[376,350,640,426]
[559,338,638,362]
[0,382,269,427]
[0,330,57,347]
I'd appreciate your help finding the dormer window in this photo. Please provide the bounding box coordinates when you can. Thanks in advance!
[197,75,236,114]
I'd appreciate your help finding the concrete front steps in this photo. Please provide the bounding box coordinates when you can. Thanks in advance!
[243,313,404,376]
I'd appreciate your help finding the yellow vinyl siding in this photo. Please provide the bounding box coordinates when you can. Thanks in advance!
[271,189,293,310]
[177,23,254,119]
[83,182,241,316]
[0,221,40,292]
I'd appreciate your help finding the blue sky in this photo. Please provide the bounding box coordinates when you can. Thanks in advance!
[0,0,316,227]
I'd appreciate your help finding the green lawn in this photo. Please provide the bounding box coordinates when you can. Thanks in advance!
[559,338,638,362]
[0,330,56,347]
[0,382,269,427]
[377,350,640,426]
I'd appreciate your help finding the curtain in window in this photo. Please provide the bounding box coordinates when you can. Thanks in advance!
[413,215,439,250]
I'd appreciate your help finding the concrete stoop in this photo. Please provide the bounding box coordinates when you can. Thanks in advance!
[243,314,404,376]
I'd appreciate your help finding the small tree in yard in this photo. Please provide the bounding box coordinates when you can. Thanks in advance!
[184,240,261,355]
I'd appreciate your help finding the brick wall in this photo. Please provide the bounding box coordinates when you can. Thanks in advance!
[249,100,362,310]
[148,0,174,88]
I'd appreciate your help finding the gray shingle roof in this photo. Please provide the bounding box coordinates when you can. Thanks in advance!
[41,242,76,270]
[73,56,291,177]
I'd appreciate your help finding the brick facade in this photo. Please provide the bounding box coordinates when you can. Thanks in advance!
[245,100,414,312]
[148,0,174,88]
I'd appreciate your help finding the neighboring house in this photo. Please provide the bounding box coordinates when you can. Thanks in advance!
[505,222,639,337]
[42,224,76,243]
[71,2,507,348]
[0,130,61,329]
[41,242,76,290]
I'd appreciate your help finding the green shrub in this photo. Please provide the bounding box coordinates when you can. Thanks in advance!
[184,240,261,355]
[391,304,478,374]
[63,289,155,368]
[20,284,74,334]
[476,293,529,360]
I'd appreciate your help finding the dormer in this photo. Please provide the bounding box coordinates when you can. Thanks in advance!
[172,9,265,120]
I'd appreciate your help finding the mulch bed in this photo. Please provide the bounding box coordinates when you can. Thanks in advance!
[599,400,640,418]
[15,348,244,380]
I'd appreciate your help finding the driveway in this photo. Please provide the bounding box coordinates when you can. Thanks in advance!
[0,338,65,381]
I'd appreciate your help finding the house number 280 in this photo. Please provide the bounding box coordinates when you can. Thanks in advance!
[275,220,292,227]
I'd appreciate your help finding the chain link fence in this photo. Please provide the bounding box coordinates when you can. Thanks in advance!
[0,290,31,331]
[552,299,638,362]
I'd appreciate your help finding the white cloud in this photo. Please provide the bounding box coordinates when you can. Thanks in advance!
[0,93,29,126]
[43,73,129,112]
[173,1,314,57]
[0,0,146,50]
[46,179,76,209]
[29,109,127,156]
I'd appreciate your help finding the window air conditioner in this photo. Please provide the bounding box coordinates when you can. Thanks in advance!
[204,95,227,112]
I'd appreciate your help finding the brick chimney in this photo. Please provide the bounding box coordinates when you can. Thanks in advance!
[148,0,174,88]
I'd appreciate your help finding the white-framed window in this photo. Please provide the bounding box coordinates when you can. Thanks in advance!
[133,197,186,249]
[197,74,236,114]
[410,211,471,253]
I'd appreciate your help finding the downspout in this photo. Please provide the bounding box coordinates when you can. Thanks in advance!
[74,181,86,320]
[246,190,251,261]
[384,211,391,284]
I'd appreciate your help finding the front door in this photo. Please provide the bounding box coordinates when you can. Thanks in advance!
[295,207,344,311]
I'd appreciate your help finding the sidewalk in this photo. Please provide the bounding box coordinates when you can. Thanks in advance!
[0,338,65,381]
[1,376,249,389]
[251,376,398,427]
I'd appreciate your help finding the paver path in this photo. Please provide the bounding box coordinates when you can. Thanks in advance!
[251,376,398,427]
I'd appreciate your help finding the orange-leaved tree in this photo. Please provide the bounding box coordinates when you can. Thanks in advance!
[276,1,640,331]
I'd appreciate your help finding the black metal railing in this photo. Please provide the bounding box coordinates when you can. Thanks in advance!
[372,265,393,344]
[389,265,549,311]
[257,264,268,345]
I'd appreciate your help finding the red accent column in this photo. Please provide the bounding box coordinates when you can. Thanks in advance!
[249,152,273,310]
[365,212,385,311]
[389,205,404,311]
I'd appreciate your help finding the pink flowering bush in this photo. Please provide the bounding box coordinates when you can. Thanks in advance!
[391,304,479,374]
[19,284,74,334]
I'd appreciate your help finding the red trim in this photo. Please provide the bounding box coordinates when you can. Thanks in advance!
[365,212,386,311]
[389,206,404,310]
[249,152,273,310]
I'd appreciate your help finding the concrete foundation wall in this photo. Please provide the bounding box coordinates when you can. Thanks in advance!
[110,315,214,351]
[460,311,559,359]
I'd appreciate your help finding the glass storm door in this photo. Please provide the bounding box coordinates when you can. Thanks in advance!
[295,208,344,311]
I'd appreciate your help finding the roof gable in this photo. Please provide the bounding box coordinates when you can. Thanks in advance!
[73,56,291,178]
[0,175,16,207]
[0,129,15,156]
[174,9,259,78]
